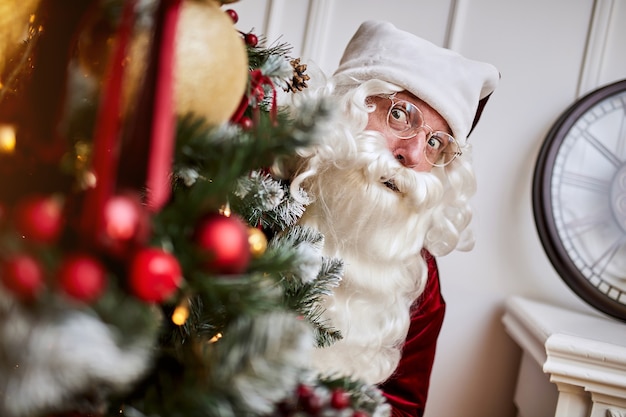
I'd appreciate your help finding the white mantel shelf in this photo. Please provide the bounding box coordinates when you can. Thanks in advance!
[502,296,626,417]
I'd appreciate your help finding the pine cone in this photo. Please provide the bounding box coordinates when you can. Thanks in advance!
[284,58,310,93]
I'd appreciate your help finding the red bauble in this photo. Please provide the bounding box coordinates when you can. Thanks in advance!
[57,254,107,302]
[239,116,254,130]
[99,194,150,257]
[0,254,45,300]
[128,248,182,303]
[330,388,351,410]
[296,384,322,415]
[194,214,250,274]
[14,194,64,243]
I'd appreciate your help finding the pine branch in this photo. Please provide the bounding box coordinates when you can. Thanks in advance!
[246,39,293,70]
[160,273,284,349]
[121,312,313,417]
[287,256,344,347]
[317,375,392,417]
[268,226,344,347]
[232,170,307,233]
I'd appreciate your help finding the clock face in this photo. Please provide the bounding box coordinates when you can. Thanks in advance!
[533,79,626,322]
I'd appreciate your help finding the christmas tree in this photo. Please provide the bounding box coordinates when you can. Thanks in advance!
[0,1,390,416]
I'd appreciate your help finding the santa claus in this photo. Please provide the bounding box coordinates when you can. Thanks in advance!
[277,21,499,416]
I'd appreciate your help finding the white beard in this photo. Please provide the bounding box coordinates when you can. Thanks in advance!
[298,132,446,384]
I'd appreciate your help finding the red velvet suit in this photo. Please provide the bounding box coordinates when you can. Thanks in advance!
[379,251,445,417]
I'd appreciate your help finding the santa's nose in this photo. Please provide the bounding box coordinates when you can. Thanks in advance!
[390,132,432,172]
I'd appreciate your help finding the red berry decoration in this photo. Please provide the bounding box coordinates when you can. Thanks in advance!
[225,8,238,23]
[14,194,64,244]
[194,214,251,274]
[1,254,45,300]
[57,254,107,302]
[330,388,351,410]
[129,248,182,303]
[352,412,370,417]
[244,32,258,47]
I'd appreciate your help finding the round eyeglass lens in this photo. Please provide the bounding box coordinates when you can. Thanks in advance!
[424,134,460,167]
[387,101,423,139]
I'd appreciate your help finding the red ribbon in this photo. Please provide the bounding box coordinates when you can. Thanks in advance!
[80,0,137,241]
[145,0,181,212]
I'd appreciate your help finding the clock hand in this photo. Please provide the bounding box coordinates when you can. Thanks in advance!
[561,171,610,193]
[590,234,626,277]
[563,209,611,235]
[581,130,623,167]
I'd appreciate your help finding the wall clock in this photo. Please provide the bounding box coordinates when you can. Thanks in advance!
[533,79,626,322]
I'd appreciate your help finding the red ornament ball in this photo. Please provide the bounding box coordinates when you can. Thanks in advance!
[1,253,45,300]
[330,388,351,410]
[14,194,64,244]
[129,248,182,303]
[57,254,107,302]
[225,8,238,23]
[244,32,258,47]
[296,384,322,415]
[99,194,150,257]
[239,116,254,130]
[194,214,251,274]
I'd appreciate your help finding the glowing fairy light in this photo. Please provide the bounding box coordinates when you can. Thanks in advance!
[0,124,16,154]
[171,298,190,326]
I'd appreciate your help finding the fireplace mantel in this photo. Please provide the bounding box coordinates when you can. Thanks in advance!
[502,296,626,417]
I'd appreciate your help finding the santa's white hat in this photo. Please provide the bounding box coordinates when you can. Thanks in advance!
[333,20,500,146]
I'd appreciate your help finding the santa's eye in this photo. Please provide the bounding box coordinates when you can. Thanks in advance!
[389,105,411,127]
[427,135,444,150]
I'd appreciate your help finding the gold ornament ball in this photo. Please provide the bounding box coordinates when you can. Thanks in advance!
[77,0,249,126]
[174,0,249,125]
[248,227,267,258]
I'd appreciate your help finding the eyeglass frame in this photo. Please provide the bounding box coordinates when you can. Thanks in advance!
[370,93,463,167]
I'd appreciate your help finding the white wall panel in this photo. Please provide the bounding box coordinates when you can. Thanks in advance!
[316,1,454,74]
[432,1,596,416]
[228,0,269,38]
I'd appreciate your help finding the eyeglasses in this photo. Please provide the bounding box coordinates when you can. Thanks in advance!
[374,94,462,167]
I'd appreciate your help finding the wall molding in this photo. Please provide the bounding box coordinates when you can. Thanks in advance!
[263,0,287,47]
[301,0,334,64]
[445,0,463,50]
[578,0,615,97]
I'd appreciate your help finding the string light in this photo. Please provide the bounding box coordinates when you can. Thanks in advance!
[0,124,16,154]
[219,201,231,217]
[209,332,223,343]
[171,298,190,326]
[248,227,267,257]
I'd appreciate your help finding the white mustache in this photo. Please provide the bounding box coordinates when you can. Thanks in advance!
[354,131,444,209]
